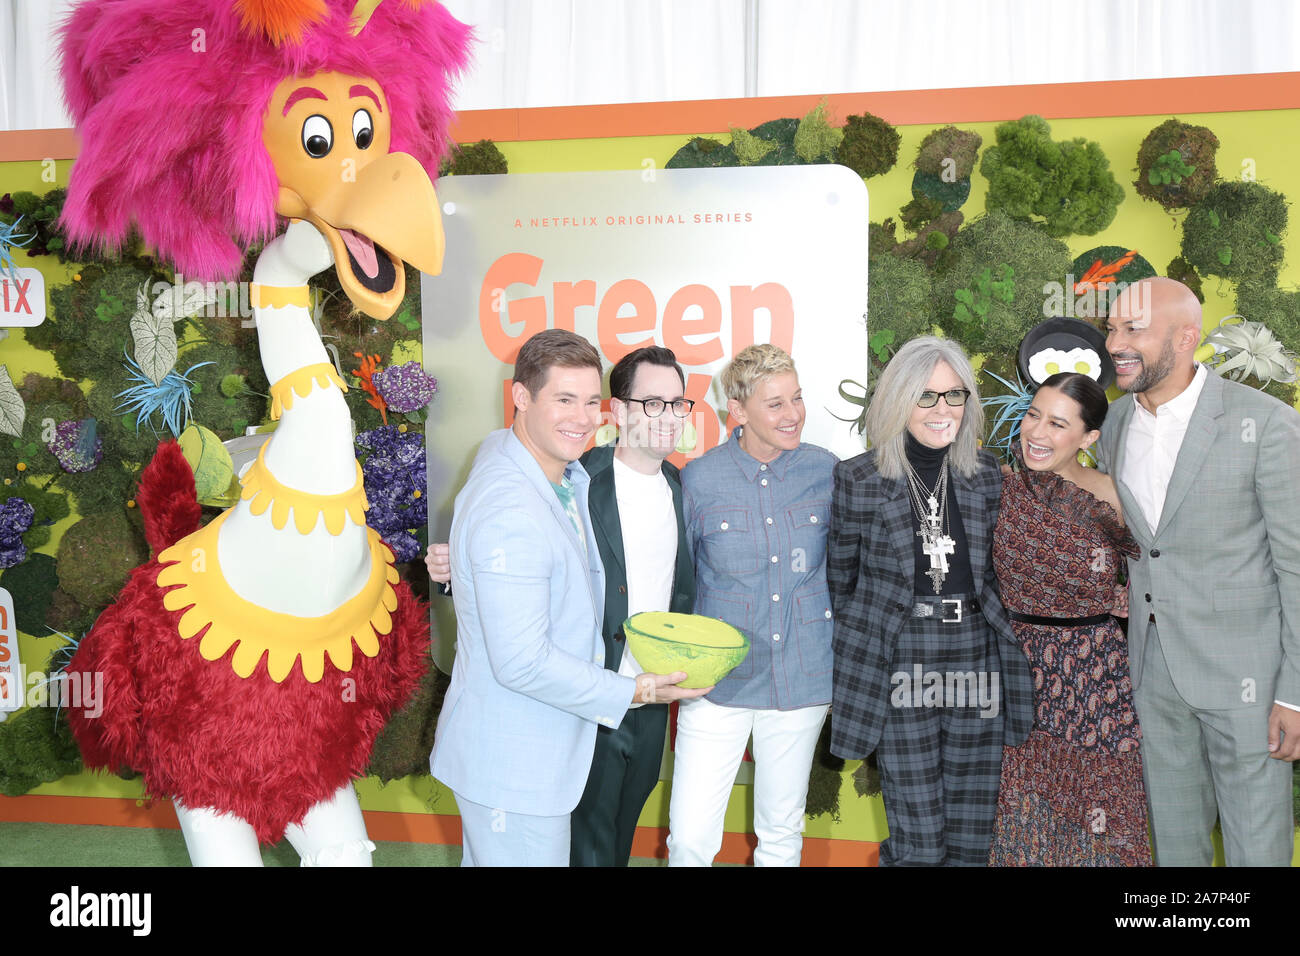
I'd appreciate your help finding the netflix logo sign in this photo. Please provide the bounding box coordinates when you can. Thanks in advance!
[0,587,20,715]
[422,165,869,462]
[0,267,46,327]
[419,165,868,672]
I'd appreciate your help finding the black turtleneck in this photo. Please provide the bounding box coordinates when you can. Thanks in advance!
[904,433,973,596]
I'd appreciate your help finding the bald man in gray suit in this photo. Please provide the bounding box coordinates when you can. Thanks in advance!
[1096,277,1300,866]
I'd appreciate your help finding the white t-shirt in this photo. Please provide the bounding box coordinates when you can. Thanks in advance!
[613,455,679,705]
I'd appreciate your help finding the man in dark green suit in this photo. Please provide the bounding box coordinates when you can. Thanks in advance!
[570,346,697,866]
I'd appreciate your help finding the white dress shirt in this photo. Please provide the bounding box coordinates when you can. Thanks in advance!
[1120,363,1208,536]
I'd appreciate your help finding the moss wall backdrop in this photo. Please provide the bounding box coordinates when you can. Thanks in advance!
[2,82,1298,861]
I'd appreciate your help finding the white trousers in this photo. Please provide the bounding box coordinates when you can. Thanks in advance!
[175,784,375,867]
[667,697,829,867]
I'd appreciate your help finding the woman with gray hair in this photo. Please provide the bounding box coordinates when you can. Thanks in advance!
[667,343,837,866]
[826,336,1033,865]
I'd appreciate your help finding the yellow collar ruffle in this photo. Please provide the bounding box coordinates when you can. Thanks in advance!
[269,362,349,420]
[156,510,400,683]
[250,283,311,310]
[240,443,368,536]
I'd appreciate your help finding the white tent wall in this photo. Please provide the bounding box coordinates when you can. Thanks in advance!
[2,0,1300,130]
[748,0,1300,98]
[1,0,74,133]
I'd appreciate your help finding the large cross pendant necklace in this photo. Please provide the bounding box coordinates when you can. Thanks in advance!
[906,456,955,594]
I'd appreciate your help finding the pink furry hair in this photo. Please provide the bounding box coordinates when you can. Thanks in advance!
[59,0,472,280]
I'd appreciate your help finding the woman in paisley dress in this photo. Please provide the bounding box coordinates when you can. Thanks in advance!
[988,372,1152,866]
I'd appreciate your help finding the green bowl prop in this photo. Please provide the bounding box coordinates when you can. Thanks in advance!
[623,612,751,689]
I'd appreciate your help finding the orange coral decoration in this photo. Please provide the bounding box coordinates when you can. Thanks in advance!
[1074,249,1138,294]
[352,351,389,425]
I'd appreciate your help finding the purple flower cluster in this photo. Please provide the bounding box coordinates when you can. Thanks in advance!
[48,419,104,473]
[355,425,427,563]
[0,496,34,568]
[372,361,437,414]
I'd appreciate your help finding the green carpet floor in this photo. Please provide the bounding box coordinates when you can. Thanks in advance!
[0,821,672,866]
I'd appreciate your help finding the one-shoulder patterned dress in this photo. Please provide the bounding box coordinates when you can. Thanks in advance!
[988,456,1152,866]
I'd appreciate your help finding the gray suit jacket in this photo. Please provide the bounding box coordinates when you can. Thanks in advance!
[1097,371,1300,710]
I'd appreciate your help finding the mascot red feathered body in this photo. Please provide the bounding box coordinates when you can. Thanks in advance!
[58,0,471,866]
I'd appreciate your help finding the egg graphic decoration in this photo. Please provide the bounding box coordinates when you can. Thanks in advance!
[1028,347,1103,383]
[1017,317,1116,389]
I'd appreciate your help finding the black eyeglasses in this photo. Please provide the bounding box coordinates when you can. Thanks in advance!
[917,388,971,408]
[624,397,696,418]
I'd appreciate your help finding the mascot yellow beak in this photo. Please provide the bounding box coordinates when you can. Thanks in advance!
[262,71,445,319]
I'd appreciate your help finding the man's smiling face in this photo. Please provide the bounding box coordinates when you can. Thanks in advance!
[1105,278,1204,398]
[513,364,603,476]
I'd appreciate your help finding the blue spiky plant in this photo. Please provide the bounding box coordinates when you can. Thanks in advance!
[37,630,83,721]
[980,368,1035,463]
[115,353,213,437]
[0,216,32,279]
[46,629,82,676]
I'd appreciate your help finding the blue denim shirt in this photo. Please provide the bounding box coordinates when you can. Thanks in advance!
[682,427,836,709]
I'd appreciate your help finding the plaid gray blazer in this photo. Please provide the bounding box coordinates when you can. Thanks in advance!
[827,448,1034,758]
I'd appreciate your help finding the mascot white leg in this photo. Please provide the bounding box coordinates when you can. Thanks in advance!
[283,785,376,867]
[175,800,266,867]
[176,786,373,867]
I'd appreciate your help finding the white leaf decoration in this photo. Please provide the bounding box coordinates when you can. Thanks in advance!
[152,279,216,320]
[0,365,26,438]
[130,302,179,386]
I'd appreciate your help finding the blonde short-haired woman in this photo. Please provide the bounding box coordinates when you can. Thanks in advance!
[666,344,837,866]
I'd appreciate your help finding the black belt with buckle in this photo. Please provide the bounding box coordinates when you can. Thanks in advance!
[1009,611,1114,627]
[911,596,979,623]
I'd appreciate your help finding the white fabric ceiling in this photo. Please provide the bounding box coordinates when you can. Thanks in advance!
[2,0,1299,131]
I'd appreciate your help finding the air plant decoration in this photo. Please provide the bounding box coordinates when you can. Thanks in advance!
[0,217,32,279]
[1200,314,1299,386]
[980,368,1036,462]
[115,353,214,437]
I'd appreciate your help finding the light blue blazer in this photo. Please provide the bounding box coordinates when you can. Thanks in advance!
[430,428,636,816]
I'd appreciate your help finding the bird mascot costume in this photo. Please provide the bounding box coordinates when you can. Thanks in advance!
[57,0,471,866]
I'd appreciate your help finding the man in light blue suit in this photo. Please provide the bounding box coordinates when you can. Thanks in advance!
[431,329,706,866]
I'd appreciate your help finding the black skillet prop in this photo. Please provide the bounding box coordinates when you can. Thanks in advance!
[1017,317,1116,389]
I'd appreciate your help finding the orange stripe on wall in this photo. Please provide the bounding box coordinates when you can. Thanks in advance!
[4,72,1297,162]
[0,127,79,162]
[0,794,180,829]
[450,72,1300,142]
[355,808,463,845]
[0,794,879,866]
